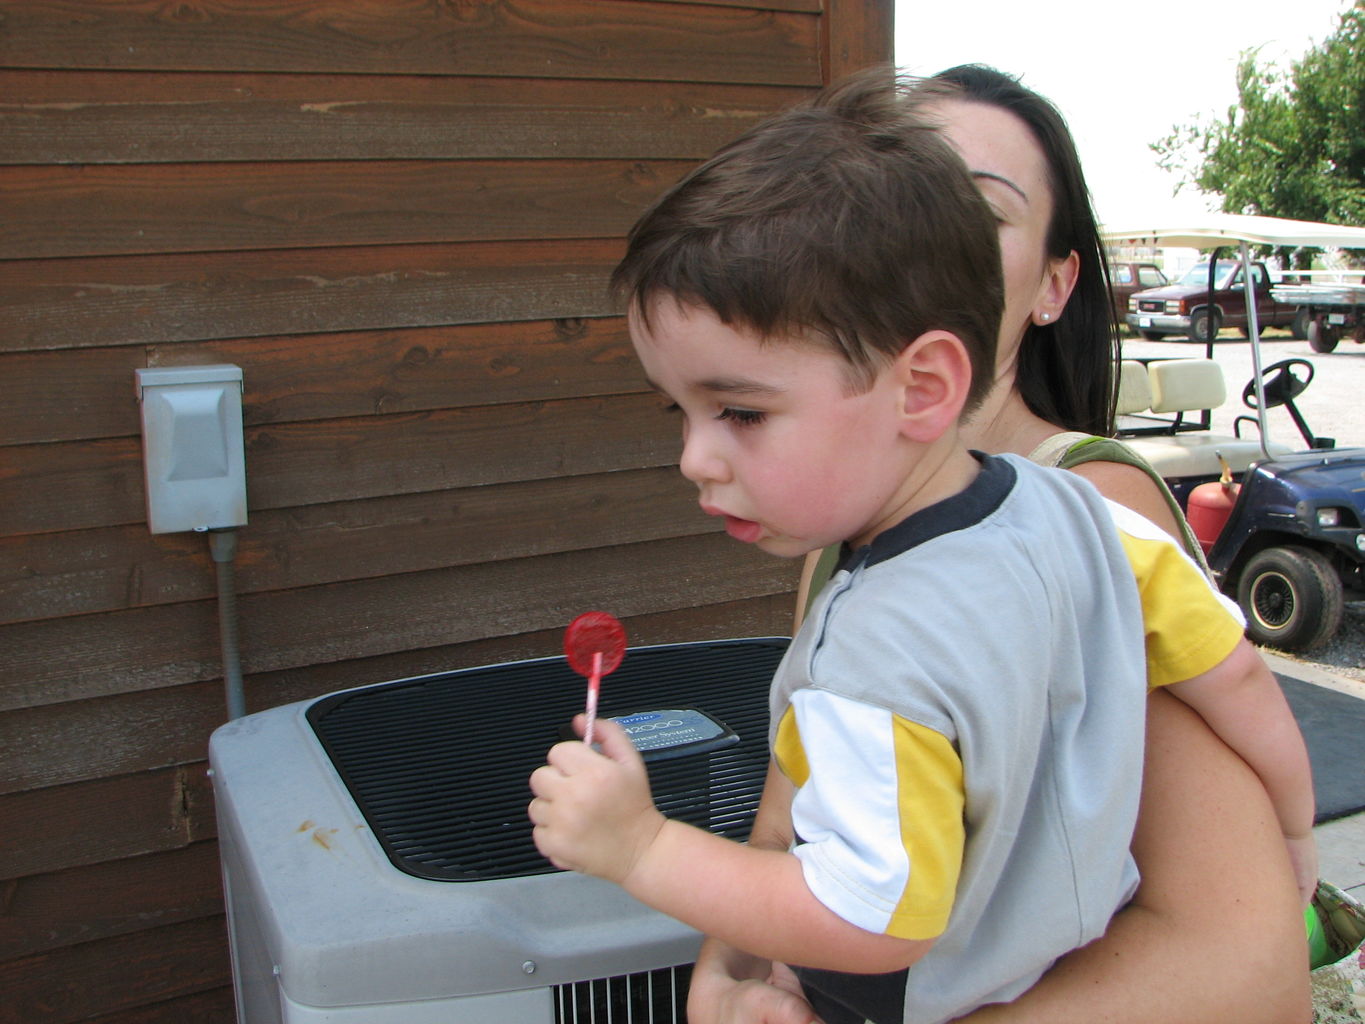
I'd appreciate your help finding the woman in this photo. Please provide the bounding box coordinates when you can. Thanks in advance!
[689,65,1311,1024]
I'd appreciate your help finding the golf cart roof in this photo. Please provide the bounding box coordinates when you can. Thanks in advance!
[1101,212,1365,251]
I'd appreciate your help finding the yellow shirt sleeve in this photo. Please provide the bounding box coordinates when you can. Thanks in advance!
[1115,524,1245,689]
[774,702,964,939]
[888,715,965,938]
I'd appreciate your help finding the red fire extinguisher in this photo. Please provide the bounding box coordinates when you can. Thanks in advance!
[1185,452,1239,555]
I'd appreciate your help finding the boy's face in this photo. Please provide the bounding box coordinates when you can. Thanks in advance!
[631,298,919,557]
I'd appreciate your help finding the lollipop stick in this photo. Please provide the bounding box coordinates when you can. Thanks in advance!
[584,650,603,747]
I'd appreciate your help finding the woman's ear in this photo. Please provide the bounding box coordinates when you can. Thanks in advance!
[891,331,974,443]
[1032,249,1080,326]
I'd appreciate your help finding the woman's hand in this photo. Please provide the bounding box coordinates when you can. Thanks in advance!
[1284,832,1319,907]
[688,937,823,1024]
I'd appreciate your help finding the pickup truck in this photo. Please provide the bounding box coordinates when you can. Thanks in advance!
[1108,261,1167,324]
[1125,259,1301,342]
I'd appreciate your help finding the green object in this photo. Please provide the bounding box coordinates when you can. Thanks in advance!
[1307,902,1333,970]
[1309,879,1365,971]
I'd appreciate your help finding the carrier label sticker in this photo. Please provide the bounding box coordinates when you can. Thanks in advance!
[607,708,739,761]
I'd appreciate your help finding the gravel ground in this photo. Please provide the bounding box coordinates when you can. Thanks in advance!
[1120,328,1365,683]
[1274,603,1365,684]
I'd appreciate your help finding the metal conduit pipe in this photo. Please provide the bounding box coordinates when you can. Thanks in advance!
[209,528,246,720]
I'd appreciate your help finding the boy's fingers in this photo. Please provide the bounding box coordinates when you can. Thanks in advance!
[546,735,597,770]
[566,713,639,766]
[526,796,546,823]
[592,716,641,764]
[528,763,561,797]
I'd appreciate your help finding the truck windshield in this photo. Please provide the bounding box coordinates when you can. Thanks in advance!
[1177,262,1238,289]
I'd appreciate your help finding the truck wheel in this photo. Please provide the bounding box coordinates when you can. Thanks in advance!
[1237,545,1344,650]
[1307,318,1339,353]
[1140,331,1163,341]
[1290,307,1309,340]
[1189,309,1221,344]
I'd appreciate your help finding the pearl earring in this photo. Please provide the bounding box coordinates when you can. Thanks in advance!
[1039,312,1051,322]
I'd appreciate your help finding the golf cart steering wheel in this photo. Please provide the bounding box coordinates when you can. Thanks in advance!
[1242,358,1314,410]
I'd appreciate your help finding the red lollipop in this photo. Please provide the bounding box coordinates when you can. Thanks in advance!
[564,611,627,747]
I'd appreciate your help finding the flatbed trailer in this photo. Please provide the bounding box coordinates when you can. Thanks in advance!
[1272,281,1365,352]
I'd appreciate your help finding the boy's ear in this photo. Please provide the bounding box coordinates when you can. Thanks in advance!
[890,331,973,443]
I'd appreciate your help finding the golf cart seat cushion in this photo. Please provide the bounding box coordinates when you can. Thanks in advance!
[1147,359,1226,414]
[1116,360,1153,415]
[1124,433,1293,480]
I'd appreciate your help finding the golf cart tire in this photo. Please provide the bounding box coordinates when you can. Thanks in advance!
[1237,545,1344,651]
[1307,318,1340,353]
[1290,307,1310,340]
[1240,322,1265,339]
[1140,330,1164,341]
[1189,308,1221,344]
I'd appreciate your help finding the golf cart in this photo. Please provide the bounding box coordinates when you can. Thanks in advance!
[1102,214,1365,650]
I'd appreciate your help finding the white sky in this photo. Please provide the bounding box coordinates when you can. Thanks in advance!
[895,0,1353,227]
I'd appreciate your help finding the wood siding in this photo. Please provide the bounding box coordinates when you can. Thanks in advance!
[0,1,893,1019]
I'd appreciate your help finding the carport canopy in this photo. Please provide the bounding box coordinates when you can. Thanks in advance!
[1101,212,1365,450]
[1101,212,1365,251]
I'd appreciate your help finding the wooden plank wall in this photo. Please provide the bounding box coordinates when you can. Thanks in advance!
[0,1,892,1020]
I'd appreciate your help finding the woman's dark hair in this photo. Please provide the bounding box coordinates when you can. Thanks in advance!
[927,64,1120,436]
[612,67,1003,411]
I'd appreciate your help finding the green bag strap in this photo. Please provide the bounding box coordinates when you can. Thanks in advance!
[802,541,845,620]
[1058,436,1209,571]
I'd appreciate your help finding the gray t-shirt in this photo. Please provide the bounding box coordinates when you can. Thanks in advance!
[771,453,1145,1024]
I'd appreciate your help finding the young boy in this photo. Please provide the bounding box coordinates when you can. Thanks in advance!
[528,72,1310,1024]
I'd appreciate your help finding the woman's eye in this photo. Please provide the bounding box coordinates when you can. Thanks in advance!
[717,407,766,426]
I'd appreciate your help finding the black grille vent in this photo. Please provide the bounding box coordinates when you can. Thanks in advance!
[307,638,788,882]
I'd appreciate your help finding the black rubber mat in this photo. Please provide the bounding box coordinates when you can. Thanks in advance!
[1277,674,1365,823]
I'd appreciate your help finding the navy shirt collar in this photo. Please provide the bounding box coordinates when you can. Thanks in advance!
[838,451,1016,571]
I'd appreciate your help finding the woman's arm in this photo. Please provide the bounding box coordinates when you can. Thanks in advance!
[955,689,1311,1024]
[1167,638,1318,903]
[1068,459,1184,539]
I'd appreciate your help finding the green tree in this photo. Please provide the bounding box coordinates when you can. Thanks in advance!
[1153,4,1365,265]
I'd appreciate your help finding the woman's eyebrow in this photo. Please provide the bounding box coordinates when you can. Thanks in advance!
[972,170,1028,203]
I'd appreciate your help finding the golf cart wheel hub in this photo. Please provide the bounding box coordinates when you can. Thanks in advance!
[1249,571,1295,628]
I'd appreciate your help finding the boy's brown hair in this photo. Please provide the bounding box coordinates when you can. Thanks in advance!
[612,66,1003,410]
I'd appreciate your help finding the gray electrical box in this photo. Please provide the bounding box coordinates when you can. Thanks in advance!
[135,365,247,534]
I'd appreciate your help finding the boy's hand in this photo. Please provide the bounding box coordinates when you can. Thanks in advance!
[528,715,665,883]
[1284,832,1318,907]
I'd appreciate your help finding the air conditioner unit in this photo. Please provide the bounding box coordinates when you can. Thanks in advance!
[209,637,786,1023]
